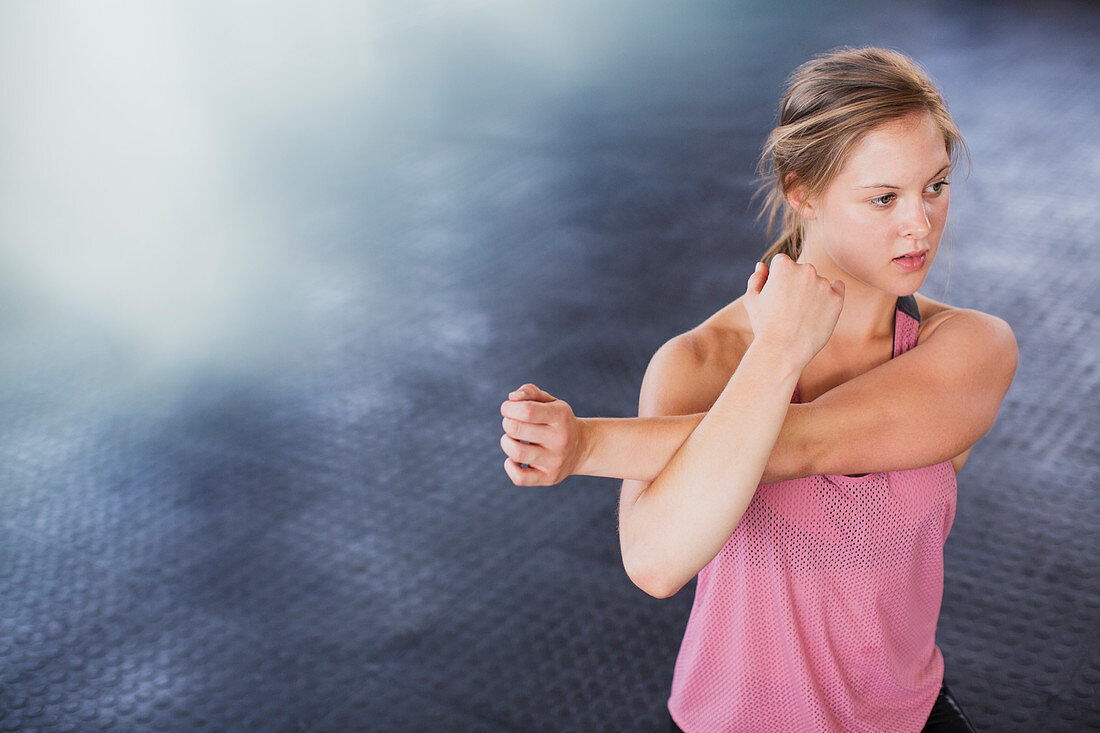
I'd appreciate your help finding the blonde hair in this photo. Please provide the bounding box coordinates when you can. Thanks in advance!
[757,47,968,266]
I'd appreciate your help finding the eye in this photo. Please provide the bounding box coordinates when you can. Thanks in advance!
[870,193,895,208]
[926,179,950,195]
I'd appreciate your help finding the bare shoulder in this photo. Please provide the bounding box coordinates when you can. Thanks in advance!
[909,294,1017,475]
[912,293,958,344]
[640,299,753,417]
[913,294,1018,388]
[913,293,1016,350]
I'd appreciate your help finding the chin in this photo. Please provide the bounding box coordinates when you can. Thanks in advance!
[898,282,925,297]
[864,270,926,298]
[892,273,929,298]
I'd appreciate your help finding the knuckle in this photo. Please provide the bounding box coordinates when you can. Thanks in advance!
[514,444,531,464]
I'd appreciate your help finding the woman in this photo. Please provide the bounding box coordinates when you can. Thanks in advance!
[499,47,1016,732]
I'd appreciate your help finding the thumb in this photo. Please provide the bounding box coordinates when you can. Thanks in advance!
[831,278,845,296]
[509,383,556,403]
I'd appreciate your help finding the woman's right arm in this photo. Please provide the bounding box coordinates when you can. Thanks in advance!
[502,255,844,597]
[615,336,807,597]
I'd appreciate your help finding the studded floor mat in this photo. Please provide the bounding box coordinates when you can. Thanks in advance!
[1,1,1097,731]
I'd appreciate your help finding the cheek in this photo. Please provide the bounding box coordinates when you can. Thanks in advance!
[928,196,950,231]
[824,208,889,256]
[843,210,895,244]
[831,204,882,235]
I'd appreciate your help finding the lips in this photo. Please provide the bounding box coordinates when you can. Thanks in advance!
[892,250,927,272]
[893,249,928,260]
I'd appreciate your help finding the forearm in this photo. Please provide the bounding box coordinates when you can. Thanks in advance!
[619,342,803,596]
[577,396,812,484]
[577,415,701,482]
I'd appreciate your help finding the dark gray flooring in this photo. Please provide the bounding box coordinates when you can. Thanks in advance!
[2,1,1098,731]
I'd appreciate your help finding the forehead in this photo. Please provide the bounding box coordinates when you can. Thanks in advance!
[836,113,951,183]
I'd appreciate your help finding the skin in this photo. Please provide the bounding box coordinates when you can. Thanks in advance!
[499,111,1018,597]
[795,112,950,345]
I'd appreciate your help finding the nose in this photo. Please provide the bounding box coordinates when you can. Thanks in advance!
[898,198,932,240]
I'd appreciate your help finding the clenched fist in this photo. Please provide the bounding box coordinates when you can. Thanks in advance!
[744,253,845,370]
[499,384,582,486]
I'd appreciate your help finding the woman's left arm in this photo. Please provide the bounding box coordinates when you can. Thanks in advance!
[501,310,1016,485]
[798,309,1017,476]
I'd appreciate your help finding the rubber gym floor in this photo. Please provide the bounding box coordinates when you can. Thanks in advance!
[1,1,1097,730]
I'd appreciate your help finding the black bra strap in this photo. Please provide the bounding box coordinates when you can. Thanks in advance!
[897,294,921,323]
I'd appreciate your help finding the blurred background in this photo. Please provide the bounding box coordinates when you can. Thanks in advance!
[1,0,1097,730]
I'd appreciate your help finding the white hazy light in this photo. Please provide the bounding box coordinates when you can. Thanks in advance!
[0,0,650,377]
[0,1,391,372]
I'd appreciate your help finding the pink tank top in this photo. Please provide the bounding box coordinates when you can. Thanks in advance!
[667,295,958,732]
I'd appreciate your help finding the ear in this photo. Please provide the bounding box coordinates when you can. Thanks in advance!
[784,176,818,221]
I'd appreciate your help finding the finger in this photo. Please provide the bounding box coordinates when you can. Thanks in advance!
[787,258,817,280]
[831,278,845,296]
[500,399,553,425]
[503,458,547,486]
[500,434,550,467]
[764,254,791,284]
[746,261,768,294]
[502,416,558,447]
[509,383,555,402]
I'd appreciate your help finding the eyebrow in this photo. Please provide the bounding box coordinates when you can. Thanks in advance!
[856,164,951,189]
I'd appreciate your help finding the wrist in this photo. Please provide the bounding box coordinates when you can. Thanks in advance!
[574,417,596,476]
[743,338,806,383]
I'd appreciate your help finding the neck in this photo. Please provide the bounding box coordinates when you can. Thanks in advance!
[795,252,898,346]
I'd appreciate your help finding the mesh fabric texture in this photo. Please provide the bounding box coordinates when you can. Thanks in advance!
[668,295,958,732]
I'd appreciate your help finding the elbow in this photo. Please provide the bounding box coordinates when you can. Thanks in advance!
[788,426,821,480]
[782,404,822,480]
[621,545,688,599]
[627,567,684,600]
